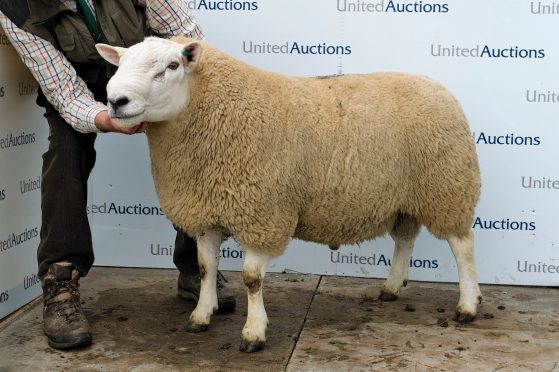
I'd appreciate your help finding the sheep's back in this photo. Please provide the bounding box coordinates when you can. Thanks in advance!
[288,72,480,243]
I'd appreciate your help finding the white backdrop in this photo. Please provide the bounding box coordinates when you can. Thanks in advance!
[91,0,559,285]
[0,29,46,319]
[2,0,558,319]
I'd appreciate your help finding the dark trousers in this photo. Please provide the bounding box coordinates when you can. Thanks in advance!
[37,105,199,278]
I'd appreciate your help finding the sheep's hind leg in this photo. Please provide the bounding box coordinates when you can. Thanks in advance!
[447,231,482,323]
[379,214,421,301]
[185,229,223,332]
[239,249,271,353]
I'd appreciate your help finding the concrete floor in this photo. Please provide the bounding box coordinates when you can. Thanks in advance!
[0,267,557,371]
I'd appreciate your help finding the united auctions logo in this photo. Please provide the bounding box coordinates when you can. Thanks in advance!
[337,0,449,13]
[150,243,174,256]
[331,251,439,269]
[24,273,40,290]
[526,89,559,103]
[530,1,559,14]
[150,243,245,259]
[0,290,8,304]
[87,201,164,216]
[431,44,545,59]
[0,226,39,253]
[20,176,41,194]
[243,41,352,55]
[186,0,258,10]
[517,260,558,274]
[472,132,541,146]
[19,82,38,97]
[521,176,559,190]
[473,217,536,231]
[0,131,36,150]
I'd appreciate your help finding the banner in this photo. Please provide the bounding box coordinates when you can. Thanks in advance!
[2,0,558,320]
[92,0,559,287]
[0,29,46,319]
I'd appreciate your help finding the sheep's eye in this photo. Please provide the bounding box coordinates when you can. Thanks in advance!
[167,62,179,70]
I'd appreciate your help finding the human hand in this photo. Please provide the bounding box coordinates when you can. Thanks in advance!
[94,111,149,134]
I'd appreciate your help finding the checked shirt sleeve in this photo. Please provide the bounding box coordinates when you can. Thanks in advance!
[142,0,205,40]
[0,13,105,133]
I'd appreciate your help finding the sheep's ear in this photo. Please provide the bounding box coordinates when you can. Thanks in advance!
[95,43,127,66]
[181,42,202,72]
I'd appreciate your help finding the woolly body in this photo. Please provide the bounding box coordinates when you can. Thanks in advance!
[147,38,480,256]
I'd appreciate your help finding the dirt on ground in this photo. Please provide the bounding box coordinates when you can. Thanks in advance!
[0,268,557,372]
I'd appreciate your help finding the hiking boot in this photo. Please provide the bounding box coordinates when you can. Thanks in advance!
[177,271,236,313]
[42,263,92,350]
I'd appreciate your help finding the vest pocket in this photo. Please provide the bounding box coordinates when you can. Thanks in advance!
[54,20,101,64]
[57,33,97,63]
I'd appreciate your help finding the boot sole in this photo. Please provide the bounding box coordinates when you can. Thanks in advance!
[45,332,92,350]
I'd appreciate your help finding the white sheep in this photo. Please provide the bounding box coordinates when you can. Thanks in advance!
[96,36,482,353]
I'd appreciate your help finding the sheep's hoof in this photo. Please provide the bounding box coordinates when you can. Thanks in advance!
[453,312,475,323]
[184,322,209,333]
[239,339,266,353]
[378,291,398,302]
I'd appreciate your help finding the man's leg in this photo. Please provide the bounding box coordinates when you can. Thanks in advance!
[38,105,96,349]
[172,227,200,275]
[174,229,236,313]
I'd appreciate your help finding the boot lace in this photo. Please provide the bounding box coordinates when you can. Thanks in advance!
[217,270,228,289]
[45,280,83,324]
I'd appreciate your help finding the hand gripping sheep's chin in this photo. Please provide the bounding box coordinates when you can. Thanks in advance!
[109,103,146,128]
[113,114,145,128]
[108,108,144,127]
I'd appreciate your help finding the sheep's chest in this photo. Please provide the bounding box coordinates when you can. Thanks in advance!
[146,124,218,236]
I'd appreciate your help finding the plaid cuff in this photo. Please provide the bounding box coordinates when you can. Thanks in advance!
[77,103,107,133]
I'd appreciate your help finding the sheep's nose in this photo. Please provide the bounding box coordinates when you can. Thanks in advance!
[109,96,130,109]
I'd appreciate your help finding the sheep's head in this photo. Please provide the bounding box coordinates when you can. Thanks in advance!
[96,37,202,128]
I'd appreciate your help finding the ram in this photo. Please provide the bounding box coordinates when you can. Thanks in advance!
[97,36,482,353]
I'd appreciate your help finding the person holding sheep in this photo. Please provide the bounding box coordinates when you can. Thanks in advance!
[0,0,235,350]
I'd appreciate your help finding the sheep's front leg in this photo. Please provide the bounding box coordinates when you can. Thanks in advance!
[239,249,271,353]
[185,229,223,332]
[447,231,482,323]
